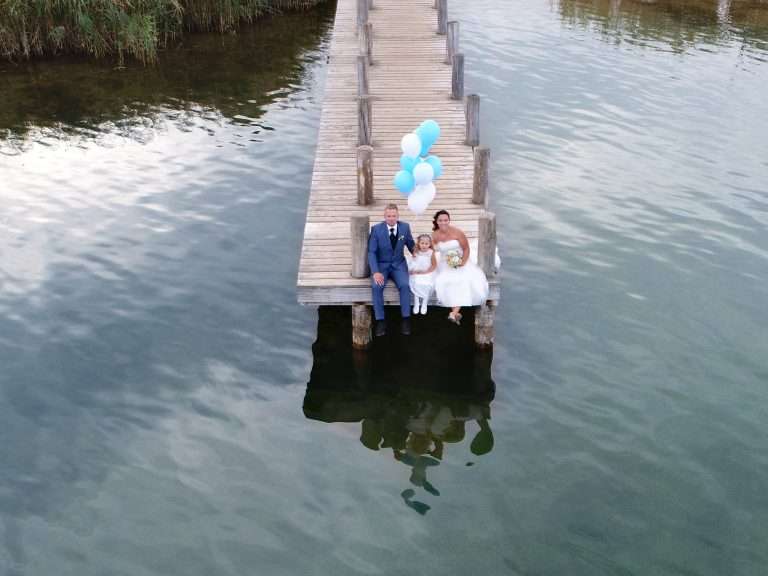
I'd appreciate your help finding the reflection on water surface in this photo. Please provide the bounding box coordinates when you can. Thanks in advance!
[304,308,495,515]
[559,0,768,49]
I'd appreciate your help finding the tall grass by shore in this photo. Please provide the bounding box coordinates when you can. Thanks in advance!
[0,0,327,63]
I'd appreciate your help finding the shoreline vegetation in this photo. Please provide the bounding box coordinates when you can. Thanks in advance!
[0,4,335,142]
[0,0,329,63]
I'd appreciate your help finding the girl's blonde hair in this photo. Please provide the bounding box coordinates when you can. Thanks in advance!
[415,234,433,252]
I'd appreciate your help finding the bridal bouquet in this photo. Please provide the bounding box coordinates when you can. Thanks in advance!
[446,249,462,269]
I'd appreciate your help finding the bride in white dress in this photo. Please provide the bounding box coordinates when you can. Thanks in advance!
[431,210,489,324]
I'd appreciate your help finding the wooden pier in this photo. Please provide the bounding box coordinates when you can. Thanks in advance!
[297,0,500,348]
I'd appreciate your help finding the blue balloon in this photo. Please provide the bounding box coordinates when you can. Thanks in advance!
[414,129,431,156]
[425,155,443,179]
[415,120,441,156]
[394,170,415,195]
[400,154,419,173]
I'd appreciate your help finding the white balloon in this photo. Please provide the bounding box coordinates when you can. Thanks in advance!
[401,133,422,158]
[407,187,431,215]
[413,162,435,186]
[415,182,436,203]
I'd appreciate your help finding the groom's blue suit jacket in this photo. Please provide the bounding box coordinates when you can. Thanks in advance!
[368,221,415,275]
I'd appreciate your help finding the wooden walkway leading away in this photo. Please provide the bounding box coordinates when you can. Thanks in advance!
[297,0,500,346]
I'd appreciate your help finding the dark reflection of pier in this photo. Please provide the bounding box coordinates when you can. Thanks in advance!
[303,307,495,515]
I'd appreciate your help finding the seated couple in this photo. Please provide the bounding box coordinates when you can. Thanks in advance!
[368,203,489,337]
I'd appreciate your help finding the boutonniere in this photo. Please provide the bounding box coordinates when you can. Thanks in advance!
[398,235,405,241]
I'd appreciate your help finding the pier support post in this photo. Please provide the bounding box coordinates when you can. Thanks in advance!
[357,145,374,206]
[358,95,372,146]
[451,53,464,100]
[360,22,373,65]
[477,212,497,277]
[473,146,490,206]
[446,21,459,64]
[357,0,369,32]
[474,301,496,349]
[465,94,480,147]
[476,212,497,349]
[437,0,448,35]
[352,304,373,350]
[357,55,369,97]
[351,215,371,278]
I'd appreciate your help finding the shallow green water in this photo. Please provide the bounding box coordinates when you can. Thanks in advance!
[1,1,767,574]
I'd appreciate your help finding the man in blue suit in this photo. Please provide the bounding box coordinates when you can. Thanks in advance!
[368,203,416,336]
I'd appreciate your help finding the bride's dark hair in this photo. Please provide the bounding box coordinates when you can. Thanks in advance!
[432,210,450,231]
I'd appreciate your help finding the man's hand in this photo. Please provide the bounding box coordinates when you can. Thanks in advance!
[373,272,385,286]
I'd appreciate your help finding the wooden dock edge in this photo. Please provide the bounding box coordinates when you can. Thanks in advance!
[297,280,501,307]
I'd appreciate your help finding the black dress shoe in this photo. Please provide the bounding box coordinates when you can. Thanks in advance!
[401,317,412,336]
[375,320,386,337]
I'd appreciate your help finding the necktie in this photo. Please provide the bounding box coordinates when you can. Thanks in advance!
[389,227,397,249]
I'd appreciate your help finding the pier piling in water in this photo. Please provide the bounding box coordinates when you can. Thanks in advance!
[476,213,497,348]
[473,146,490,207]
[352,304,373,349]
[351,215,371,279]
[452,53,464,100]
[465,94,480,147]
[446,21,459,64]
[478,212,497,277]
[357,0,369,31]
[474,302,496,349]
[357,95,372,146]
[357,145,374,206]
[437,0,448,35]
[357,55,369,97]
[359,22,373,65]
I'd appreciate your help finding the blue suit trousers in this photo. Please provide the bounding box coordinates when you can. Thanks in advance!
[372,264,411,321]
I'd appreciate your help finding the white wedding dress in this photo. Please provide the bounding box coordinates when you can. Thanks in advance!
[434,239,489,307]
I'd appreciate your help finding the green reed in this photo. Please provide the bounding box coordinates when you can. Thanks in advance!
[0,0,325,63]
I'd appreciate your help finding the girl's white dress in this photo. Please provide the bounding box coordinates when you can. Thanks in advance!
[408,249,435,301]
[434,239,489,307]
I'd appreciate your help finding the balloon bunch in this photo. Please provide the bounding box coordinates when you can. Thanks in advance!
[393,120,443,214]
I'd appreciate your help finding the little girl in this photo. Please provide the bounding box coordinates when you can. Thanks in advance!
[408,234,437,315]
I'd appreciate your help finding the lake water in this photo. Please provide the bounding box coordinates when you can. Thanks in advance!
[1,1,767,574]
